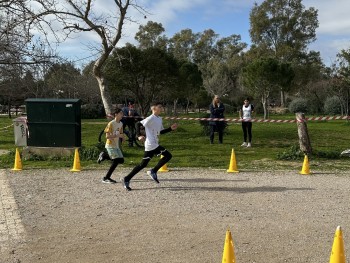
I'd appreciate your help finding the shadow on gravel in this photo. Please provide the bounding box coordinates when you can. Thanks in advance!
[160,178,249,183]
[161,186,314,193]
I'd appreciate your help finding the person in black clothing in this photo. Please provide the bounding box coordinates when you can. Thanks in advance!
[209,95,225,144]
[121,101,140,147]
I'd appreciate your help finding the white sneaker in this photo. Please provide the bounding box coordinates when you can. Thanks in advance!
[241,142,247,147]
[247,143,252,148]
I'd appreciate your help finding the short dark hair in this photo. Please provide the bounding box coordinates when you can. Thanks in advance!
[150,101,163,107]
[114,108,122,115]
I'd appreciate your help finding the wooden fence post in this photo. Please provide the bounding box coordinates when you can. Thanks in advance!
[296,112,312,154]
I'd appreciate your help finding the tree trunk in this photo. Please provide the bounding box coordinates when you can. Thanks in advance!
[261,95,268,119]
[93,57,113,117]
[280,89,285,107]
[95,75,113,117]
[296,112,312,154]
[185,98,190,114]
[173,98,178,115]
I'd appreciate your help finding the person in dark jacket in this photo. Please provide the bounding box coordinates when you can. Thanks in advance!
[209,95,225,144]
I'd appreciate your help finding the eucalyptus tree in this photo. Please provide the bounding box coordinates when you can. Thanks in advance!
[249,0,318,106]
[43,63,82,98]
[105,44,179,115]
[242,57,294,119]
[134,21,168,50]
[168,29,198,62]
[334,48,350,115]
[201,34,247,98]
[20,0,147,116]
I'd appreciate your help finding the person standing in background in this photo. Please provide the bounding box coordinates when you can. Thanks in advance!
[239,98,254,148]
[209,95,225,144]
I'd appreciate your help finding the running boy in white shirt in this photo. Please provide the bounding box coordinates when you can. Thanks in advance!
[121,102,178,191]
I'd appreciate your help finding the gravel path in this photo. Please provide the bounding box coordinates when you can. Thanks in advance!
[1,167,350,263]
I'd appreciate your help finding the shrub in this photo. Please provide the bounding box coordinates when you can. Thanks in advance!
[288,98,308,113]
[199,113,227,136]
[81,104,105,119]
[277,145,303,160]
[324,96,341,115]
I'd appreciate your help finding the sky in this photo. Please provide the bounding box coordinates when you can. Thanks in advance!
[56,0,350,68]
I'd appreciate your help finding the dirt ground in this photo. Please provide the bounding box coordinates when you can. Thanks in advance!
[1,167,350,263]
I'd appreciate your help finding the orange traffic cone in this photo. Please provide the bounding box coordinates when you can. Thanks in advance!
[300,155,311,175]
[12,148,23,171]
[70,148,81,172]
[158,155,169,172]
[329,226,346,263]
[222,229,236,263]
[227,148,239,173]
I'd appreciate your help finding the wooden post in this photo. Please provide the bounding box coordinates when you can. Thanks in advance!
[296,112,312,154]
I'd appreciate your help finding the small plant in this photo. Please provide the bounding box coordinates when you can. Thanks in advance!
[277,145,303,160]
[79,146,100,160]
[199,113,227,136]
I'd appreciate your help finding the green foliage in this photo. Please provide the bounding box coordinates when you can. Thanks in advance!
[288,98,308,113]
[81,104,105,119]
[324,96,341,115]
[249,0,318,61]
[79,146,101,160]
[277,145,303,160]
[198,113,228,136]
[105,45,181,115]
[134,21,167,49]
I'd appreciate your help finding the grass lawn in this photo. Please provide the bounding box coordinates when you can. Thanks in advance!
[1,114,350,171]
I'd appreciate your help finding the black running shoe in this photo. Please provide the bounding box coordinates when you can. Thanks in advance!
[102,177,117,184]
[147,169,159,183]
[120,177,132,191]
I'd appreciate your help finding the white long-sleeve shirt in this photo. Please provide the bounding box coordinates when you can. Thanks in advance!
[141,114,164,151]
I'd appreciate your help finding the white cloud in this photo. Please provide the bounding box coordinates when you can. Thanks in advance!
[304,0,350,35]
[29,0,350,67]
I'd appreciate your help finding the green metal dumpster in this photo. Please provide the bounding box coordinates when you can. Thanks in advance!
[25,98,81,147]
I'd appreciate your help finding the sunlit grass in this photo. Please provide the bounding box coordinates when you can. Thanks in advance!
[1,115,350,170]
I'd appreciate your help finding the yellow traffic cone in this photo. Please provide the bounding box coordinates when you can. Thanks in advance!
[70,148,81,172]
[227,148,239,173]
[222,229,236,263]
[300,155,311,175]
[329,226,346,263]
[12,148,23,171]
[158,155,169,172]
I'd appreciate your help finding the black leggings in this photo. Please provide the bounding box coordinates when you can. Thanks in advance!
[242,122,252,143]
[105,158,124,179]
[124,146,172,182]
[210,124,224,143]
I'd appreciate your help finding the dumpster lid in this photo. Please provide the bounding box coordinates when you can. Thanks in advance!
[25,98,81,103]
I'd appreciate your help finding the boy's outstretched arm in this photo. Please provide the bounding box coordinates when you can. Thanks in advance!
[160,123,178,134]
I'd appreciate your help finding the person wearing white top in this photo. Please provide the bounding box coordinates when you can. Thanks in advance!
[239,98,254,148]
[121,102,178,191]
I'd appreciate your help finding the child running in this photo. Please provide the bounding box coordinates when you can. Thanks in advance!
[102,108,125,183]
[121,102,178,191]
